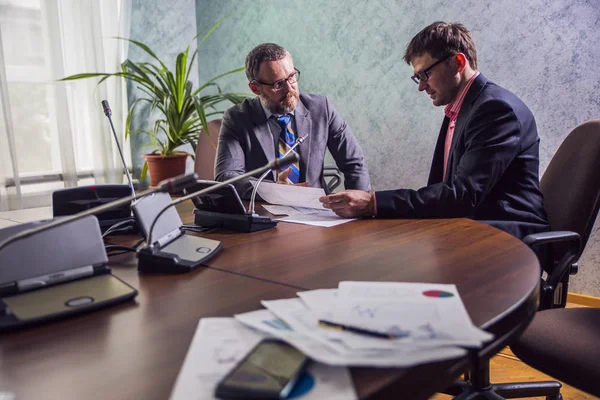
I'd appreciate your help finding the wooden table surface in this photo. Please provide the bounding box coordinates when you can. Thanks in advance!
[0,202,541,400]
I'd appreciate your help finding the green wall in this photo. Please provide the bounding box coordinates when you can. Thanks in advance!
[128,0,600,296]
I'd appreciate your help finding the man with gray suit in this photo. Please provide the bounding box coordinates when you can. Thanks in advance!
[214,43,370,199]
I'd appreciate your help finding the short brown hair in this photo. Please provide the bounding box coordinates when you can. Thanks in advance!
[403,22,478,69]
[245,43,290,82]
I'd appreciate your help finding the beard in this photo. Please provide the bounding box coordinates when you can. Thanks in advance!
[260,90,299,115]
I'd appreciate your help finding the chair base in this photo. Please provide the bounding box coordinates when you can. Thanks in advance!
[446,378,562,400]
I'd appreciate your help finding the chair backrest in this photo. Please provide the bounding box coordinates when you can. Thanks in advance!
[194,119,222,180]
[541,120,600,255]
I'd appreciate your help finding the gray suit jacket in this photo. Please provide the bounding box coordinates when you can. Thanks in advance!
[215,93,371,199]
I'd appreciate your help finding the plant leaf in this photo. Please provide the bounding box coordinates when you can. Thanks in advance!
[140,161,148,181]
[112,37,168,70]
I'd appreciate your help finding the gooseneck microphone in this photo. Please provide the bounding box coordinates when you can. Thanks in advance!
[0,174,199,253]
[248,134,308,216]
[101,100,136,199]
[145,152,299,250]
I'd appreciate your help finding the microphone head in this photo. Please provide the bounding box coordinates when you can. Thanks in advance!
[157,173,199,193]
[296,134,308,145]
[101,100,111,117]
[272,153,299,170]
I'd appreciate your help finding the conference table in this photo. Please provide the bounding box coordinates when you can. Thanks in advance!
[0,202,541,400]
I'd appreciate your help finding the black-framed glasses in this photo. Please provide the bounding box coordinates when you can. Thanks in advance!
[254,68,300,91]
[410,55,452,84]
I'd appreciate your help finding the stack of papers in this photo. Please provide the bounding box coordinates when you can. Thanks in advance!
[235,282,493,367]
[170,282,493,399]
[251,181,356,227]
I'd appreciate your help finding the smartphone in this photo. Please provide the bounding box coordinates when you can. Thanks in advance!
[215,339,309,399]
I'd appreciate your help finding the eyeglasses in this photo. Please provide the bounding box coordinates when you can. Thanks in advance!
[254,68,300,91]
[410,55,452,84]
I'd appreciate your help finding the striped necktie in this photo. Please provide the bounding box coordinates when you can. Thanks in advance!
[275,114,300,184]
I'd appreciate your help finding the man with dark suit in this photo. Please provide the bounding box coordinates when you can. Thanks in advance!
[214,43,370,199]
[320,22,549,239]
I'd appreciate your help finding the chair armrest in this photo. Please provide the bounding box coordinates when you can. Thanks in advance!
[322,166,342,195]
[523,230,581,309]
[522,230,581,248]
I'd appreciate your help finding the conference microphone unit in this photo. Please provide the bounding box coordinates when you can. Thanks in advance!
[136,153,300,273]
[52,185,134,234]
[52,100,137,234]
[0,173,200,254]
[0,174,197,331]
[187,181,278,232]
[188,134,308,233]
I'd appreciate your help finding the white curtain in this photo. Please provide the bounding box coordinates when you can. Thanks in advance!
[0,0,132,211]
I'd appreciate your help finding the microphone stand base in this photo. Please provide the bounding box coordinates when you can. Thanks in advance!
[193,209,277,233]
[137,235,223,273]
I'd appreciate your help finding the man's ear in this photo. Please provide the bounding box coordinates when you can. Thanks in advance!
[455,53,467,73]
[248,82,261,96]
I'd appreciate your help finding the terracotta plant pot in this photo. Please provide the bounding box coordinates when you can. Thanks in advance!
[143,152,189,187]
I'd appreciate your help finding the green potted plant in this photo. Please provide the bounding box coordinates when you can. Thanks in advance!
[61,21,249,186]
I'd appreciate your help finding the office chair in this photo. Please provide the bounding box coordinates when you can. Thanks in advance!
[194,119,222,180]
[510,307,600,398]
[507,119,600,398]
[444,119,600,399]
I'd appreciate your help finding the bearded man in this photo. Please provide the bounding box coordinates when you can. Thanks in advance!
[214,43,370,199]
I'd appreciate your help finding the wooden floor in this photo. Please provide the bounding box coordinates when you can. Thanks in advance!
[431,302,599,400]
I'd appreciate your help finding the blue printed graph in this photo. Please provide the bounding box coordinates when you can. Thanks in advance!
[263,318,292,331]
[287,372,315,399]
[351,304,378,318]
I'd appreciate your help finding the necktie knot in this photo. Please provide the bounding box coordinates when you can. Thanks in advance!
[276,114,292,130]
[274,114,295,146]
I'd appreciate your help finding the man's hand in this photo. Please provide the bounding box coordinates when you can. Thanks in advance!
[276,167,310,186]
[319,190,375,218]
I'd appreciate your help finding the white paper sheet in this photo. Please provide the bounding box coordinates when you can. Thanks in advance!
[169,318,357,400]
[262,205,298,216]
[298,289,338,320]
[252,181,327,209]
[264,297,486,351]
[333,282,493,346]
[263,298,417,351]
[281,212,356,227]
[263,205,333,217]
[262,202,356,227]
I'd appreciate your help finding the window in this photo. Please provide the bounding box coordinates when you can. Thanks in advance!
[0,0,131,211]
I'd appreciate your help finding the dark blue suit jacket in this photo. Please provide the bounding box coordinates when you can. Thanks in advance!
[375,74,549,239]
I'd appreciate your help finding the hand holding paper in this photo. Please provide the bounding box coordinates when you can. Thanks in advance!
[319,190,375,218]
[252,181,356,227]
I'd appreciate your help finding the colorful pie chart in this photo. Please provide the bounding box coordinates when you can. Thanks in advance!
[423,289,454,298]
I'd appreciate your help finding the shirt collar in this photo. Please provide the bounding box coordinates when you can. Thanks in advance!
[444,71,480,120]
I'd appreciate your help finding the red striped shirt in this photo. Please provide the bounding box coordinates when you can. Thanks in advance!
[442,71,480,180]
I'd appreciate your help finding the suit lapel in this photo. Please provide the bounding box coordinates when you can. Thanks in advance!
[249,97,277,179]
[444,73,488,181]
[428,117,450,185]
[294,98,312,183]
